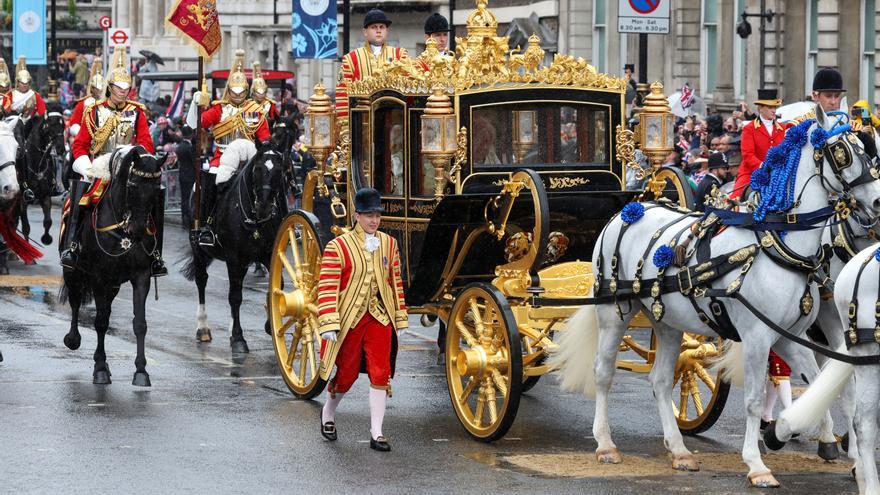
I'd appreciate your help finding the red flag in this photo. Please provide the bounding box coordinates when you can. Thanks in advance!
[165,0,222,60]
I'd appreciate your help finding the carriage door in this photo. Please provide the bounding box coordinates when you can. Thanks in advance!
[371,97,410,282]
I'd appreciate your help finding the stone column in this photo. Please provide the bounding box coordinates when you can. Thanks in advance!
[782,0,806,102]
[141,0,155,38]
[713,0,736,110]
[838,0,861,97]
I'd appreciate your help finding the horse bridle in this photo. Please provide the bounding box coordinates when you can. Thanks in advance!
[239,155,279,227]
[95,150,162,250]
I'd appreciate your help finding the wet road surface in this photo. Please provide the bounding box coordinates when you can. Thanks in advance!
[0,208,866,494]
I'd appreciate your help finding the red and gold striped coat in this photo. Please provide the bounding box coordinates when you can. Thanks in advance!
[335,44,408,123]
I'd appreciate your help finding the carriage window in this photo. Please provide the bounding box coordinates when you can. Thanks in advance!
[372,102,406,196]
[470,103,609,166]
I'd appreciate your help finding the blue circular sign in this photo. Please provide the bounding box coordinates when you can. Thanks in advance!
[630,0,660,14]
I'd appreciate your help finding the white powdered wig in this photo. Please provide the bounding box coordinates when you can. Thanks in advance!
[216,139,257,184]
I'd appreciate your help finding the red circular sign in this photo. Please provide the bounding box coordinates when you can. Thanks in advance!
[98,15,111,30]
[629,0,660,14]
[110,30,129,45]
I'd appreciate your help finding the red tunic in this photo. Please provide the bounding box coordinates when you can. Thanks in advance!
[72,100,154,160]
[68,98,90,129]
[732,119,789,199]
[1,90,46,118]
[200,101,270,166]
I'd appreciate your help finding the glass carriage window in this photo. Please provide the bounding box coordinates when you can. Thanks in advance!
[470,102,609,166]
[372,103,406,196]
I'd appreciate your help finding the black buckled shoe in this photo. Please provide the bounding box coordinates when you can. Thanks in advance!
[370,436,391,452]
[320,412,337,441]
[760,419,772,432]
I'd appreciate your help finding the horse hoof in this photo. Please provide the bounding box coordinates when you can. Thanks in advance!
[840,432,849,453]
[817,441,839,461]
[40,234,52,245]
[196,328,212,342]
[596,448,622,464]
[671,454,700,472]
[748,470,780,488]
[132,372,151,387]
[230,339,250,354]
[63,333,81,350]
[763,421,786,451]
[93,370,112,385]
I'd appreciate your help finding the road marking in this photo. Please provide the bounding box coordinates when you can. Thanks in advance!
[432,438,448,442]
[0,275,63,287]
[87,403,106,407]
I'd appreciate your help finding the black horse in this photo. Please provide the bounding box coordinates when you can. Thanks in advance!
[18,112,66,247]
[182,142,286,353]
[60,146,167,386]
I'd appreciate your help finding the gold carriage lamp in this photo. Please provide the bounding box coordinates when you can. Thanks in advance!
[512,110,537,164]
[421,85,458,199]
[638,82,675,171]
[304,83,335,170]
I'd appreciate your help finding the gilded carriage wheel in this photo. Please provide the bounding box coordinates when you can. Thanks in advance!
[446,283,523,442]
[668,333,730,434]
[653,165,696,209]
[269,210,329,399]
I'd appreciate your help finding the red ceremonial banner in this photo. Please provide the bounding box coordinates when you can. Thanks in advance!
[165,0,222,60]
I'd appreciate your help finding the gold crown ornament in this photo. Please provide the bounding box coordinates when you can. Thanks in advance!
[251,61,267,96]
[107,44,132,90]
[14,56,31,85]
[224,49,249,99]
[88,58,106,94]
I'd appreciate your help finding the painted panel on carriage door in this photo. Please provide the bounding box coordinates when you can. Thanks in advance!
[14,0,47,65]
[292,0,338,60]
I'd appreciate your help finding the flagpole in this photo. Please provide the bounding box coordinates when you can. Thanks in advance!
[193,55,204,230]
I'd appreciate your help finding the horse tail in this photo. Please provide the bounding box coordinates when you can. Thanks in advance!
[179,248,211,281]
[548,300,600,399]
[709,340,745,387]
[778,358,853,434]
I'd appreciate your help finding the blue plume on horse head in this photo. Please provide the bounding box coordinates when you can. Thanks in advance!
[751,119,814,222]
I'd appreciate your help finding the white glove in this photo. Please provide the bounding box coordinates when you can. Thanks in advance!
[185,96,200,129]
[321,331,338,342]
[72,155,93,179]
[69,123,80,137]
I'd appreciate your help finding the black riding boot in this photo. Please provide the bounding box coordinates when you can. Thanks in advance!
[150,188,168,277]
[60,180,89,271]
[198,173,218,246]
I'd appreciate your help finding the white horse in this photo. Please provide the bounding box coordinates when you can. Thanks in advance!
[550,105,880,488]
[0,116,22,205]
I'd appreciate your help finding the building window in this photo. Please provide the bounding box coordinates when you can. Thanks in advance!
[701,0,718,96]
[593,0,606,72]
[805,0,818,96]
[733,0,746,100]
[861,0,876,100]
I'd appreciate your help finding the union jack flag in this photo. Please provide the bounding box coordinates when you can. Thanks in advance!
[680,83,695,109]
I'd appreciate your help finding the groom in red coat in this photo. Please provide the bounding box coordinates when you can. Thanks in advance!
[731,89,788,199]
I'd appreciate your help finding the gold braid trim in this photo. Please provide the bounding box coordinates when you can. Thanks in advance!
[87,106,120,156]
[211,101,265,142]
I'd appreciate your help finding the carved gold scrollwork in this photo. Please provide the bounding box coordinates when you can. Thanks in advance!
[547,176,590,189]
[615,123,643,180]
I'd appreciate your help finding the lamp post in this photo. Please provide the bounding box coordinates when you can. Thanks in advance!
[638,81,674,172]
[511,110,536,164]
[304,83,335,170]
[420,86,457,199]
[736,0,775,88]
[47,0,58,101]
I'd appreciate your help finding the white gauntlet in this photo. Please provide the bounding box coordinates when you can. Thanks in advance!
[72,155,93,179]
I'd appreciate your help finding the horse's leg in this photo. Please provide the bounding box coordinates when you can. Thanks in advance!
[63,275,83,350]
[651,322,698,471]
[772,336,840,461]
[592,304,630,464]
[131,273,151,387]
[194,252,211,342]
[741,334,778,487]
[18,199,30,243]
[92,285,112,385]
[40,195,52,245]
[818,299,858,463]
[853,343,880,495]
[227,261,249,353]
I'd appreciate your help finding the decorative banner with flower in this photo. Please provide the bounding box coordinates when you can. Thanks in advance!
[292,0,338,59]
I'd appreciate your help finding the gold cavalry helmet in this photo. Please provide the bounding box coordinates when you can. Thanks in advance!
[106,44,132,91]
[251,61,268,96]
[15,55,31,86]
[88,58,106,94]
[0,58,11,90]
[224,49,248,100]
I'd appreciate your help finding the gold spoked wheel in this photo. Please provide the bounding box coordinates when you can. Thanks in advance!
[446,283,523,442]
[269,210,329,399]
[670,333,729,435]
[653,165,696,209]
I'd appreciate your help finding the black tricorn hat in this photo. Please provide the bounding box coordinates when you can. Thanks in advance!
[623,63,635,72]
[812,67,845,92]
[355,187,383,213]
[754,88,782,106]
[363,9,392,28]
[708,151,729,170]
[424,13,451,34]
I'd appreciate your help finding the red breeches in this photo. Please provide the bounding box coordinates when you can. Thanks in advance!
[329,313,392,394]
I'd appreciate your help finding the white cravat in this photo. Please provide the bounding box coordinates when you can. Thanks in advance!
[760,116,774,135]
[370,44,382,57]
[365,233,380,253]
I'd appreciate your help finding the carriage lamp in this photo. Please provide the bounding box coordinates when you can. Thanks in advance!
[638,82,675,171]
[305,83,335,170]
[420,85,457,199]
[512,110,537,164]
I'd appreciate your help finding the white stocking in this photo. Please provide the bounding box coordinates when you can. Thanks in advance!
[776,379,792,409]
[322,392,344,424]
[762,379,777,421]
[369,387,387,440]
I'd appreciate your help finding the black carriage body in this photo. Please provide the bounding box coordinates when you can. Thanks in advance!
[345,85,631,310]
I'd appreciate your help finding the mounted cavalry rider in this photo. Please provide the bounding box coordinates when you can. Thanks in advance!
[335,9,409,125]
[186,49,270,247]
[250,62,280,128]
[68,58,106,139]
[0,58,12,99]
[732,88,788,200]
[1,56,47,121]
[62,45,163,276]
